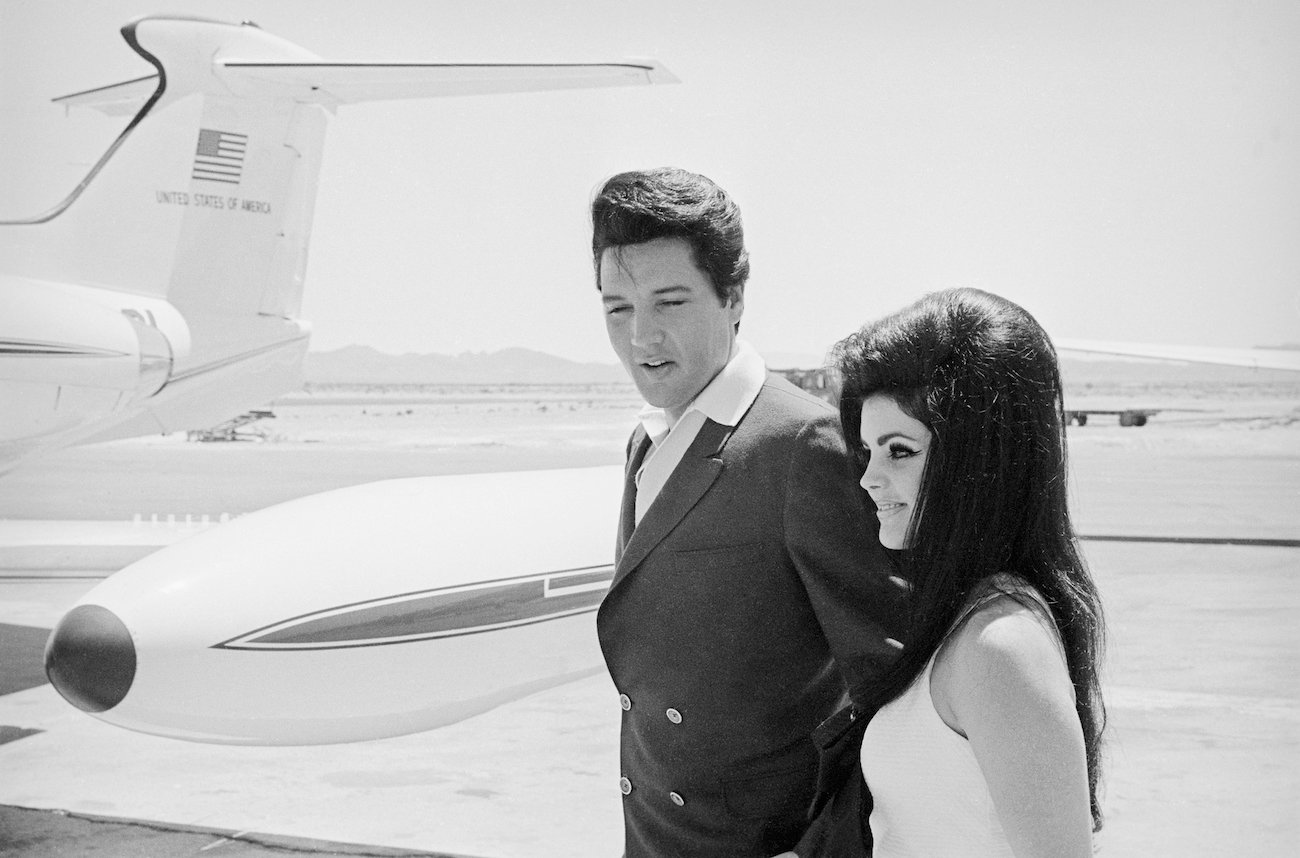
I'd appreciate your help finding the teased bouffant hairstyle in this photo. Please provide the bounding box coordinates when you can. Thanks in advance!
[591,167,749,304]
[834,287,1107,830]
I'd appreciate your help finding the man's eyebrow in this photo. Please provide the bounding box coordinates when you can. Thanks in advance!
[601,284,693,304]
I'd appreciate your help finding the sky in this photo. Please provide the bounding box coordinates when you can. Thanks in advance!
[2,0,1297,365]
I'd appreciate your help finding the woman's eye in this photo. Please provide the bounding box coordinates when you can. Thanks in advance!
[888,444,918,460]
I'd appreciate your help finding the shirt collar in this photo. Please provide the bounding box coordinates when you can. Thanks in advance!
[637,339,766,444]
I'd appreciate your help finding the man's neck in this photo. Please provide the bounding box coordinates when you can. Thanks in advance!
[664,339,739,426]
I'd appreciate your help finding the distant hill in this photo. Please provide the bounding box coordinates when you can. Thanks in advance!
[304,345,630,384]
[304,345,836,385]
[304,344,1300,390]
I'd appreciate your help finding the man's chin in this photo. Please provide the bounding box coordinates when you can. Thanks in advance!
[634,387,685,415]
[630,378,668,406]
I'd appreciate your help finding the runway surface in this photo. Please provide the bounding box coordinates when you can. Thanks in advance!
[1,394,1296,856]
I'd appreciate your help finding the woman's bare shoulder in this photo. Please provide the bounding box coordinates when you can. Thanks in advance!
[932,581,1074,730]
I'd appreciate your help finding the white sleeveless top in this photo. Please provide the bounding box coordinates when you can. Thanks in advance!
[860,582,1050,857]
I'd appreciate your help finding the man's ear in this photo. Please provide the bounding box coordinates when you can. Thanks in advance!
[727,286,745,322]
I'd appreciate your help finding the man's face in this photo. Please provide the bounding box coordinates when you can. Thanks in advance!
[600,237,743,423]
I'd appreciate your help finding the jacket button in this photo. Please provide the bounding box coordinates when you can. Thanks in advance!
[619,694,632,710]
[669,791,685,807]
[665,707,682,724]
[619,776,632,795]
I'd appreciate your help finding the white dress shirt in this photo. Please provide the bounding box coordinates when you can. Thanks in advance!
[634,339,766,524]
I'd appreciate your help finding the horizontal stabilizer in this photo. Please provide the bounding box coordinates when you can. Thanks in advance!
[219,59,679,104]
[1056,338,1300,372]
[53,74,159,116]
[55,59,677,115]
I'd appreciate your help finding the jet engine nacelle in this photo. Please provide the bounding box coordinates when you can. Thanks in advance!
[44,466,623,745]
[0,276,184,458]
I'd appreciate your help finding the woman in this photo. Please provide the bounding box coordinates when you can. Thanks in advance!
[828,288,1106,856]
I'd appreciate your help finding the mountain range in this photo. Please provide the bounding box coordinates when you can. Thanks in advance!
[304,345,628,384]
[303,345,832,384]
[304,344,1297,388]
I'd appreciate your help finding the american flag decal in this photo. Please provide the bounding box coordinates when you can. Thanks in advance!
[192,129,247,184]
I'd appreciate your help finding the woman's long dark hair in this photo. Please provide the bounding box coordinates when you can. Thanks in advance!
[834,287,1107,830]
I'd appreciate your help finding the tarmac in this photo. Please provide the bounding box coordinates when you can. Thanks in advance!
[0,805,466,857]
[1,396,1297,856]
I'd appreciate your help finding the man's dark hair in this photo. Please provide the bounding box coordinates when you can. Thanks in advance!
[591,167,749,304]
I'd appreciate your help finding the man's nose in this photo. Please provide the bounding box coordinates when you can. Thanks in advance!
[630,312,662,348]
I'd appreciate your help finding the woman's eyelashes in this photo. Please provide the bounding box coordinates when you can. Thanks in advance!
[887,442,921,460]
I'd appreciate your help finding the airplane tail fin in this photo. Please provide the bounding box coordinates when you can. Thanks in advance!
[1,17,329,384]
[0,16,674,439]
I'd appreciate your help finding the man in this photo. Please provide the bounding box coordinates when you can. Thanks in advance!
[591,167,905,856]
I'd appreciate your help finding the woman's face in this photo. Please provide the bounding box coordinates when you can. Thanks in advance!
[858,393,932,549]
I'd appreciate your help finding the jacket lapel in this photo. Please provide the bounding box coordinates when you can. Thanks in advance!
[611,418,734,590]
[619,428,651,555]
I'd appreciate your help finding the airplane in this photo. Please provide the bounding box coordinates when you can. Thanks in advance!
[0,14,675,475]
[28,17,1300,747]
[1054,338,1300,373]
[1052,338,1300,426]
[777,336,1300,427]
[0,11,668,747]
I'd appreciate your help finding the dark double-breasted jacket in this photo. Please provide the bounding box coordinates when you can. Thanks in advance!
[596,373,905,857]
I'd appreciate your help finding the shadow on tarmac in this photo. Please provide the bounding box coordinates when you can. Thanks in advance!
[0,805,477,857]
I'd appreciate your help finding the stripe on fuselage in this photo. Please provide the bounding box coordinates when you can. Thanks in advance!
[214,564,615,651]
